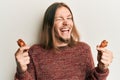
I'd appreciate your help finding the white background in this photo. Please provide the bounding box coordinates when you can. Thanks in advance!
[0,0,120,80]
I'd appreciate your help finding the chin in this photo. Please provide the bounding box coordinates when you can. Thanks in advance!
[59,37,71,43]
[62,35,71,39]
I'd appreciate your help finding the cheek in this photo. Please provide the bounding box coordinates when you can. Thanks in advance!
[54,23,61,32]
[69,21,74,27]
[55,28,61,36]
[54,25,59,35]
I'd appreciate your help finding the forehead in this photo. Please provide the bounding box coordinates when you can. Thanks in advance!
[55,6,72,17]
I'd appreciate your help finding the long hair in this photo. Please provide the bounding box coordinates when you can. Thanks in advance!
[40,2,80,49]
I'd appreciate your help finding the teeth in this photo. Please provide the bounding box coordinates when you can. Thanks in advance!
[61,28,69,31]
[62,28,68,30]
[61,30,69,32]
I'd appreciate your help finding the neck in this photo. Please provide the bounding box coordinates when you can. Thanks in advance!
[55,40,68,47]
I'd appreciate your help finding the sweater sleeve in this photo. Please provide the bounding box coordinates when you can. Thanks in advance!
[85,43,109,80]
[14,47,36,80]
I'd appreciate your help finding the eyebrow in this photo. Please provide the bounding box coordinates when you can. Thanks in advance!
[67,14,72,17]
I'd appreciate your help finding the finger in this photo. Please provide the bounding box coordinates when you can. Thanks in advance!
[17,46,30,54]
[106,50,113,58]
[102,52,109,58]
[15,50,29,61]
[16,56,30,65]
[96,47,107,52]
[103,50,113,60]
[101,55,112,64]
[22,52,29,57]
[19,46,30,51]
[101,59,110,65]
[24,57,30,64]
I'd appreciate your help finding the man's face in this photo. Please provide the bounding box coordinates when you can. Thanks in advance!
[53,6,73,42]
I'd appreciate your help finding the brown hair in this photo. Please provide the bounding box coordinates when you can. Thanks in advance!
[40,2,80,49]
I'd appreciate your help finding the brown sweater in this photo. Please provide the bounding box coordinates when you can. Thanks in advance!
[15,42,109,80]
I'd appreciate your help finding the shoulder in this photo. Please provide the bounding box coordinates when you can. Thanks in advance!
[75,41,92,56]
[30,44,42,50]
[76,41,91,49]
[28,44,45,55]
[74,41,92,54]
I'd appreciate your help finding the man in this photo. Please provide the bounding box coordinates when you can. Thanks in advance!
[15,2,113,80]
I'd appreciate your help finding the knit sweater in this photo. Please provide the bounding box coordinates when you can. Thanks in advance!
[15,42,109,80]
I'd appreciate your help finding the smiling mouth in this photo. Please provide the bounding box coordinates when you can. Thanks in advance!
[60,28,70,33]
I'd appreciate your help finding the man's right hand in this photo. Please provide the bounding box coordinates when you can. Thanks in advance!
[15,46,30,74]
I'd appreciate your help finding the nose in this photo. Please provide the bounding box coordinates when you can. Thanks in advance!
[63,19,68,26]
